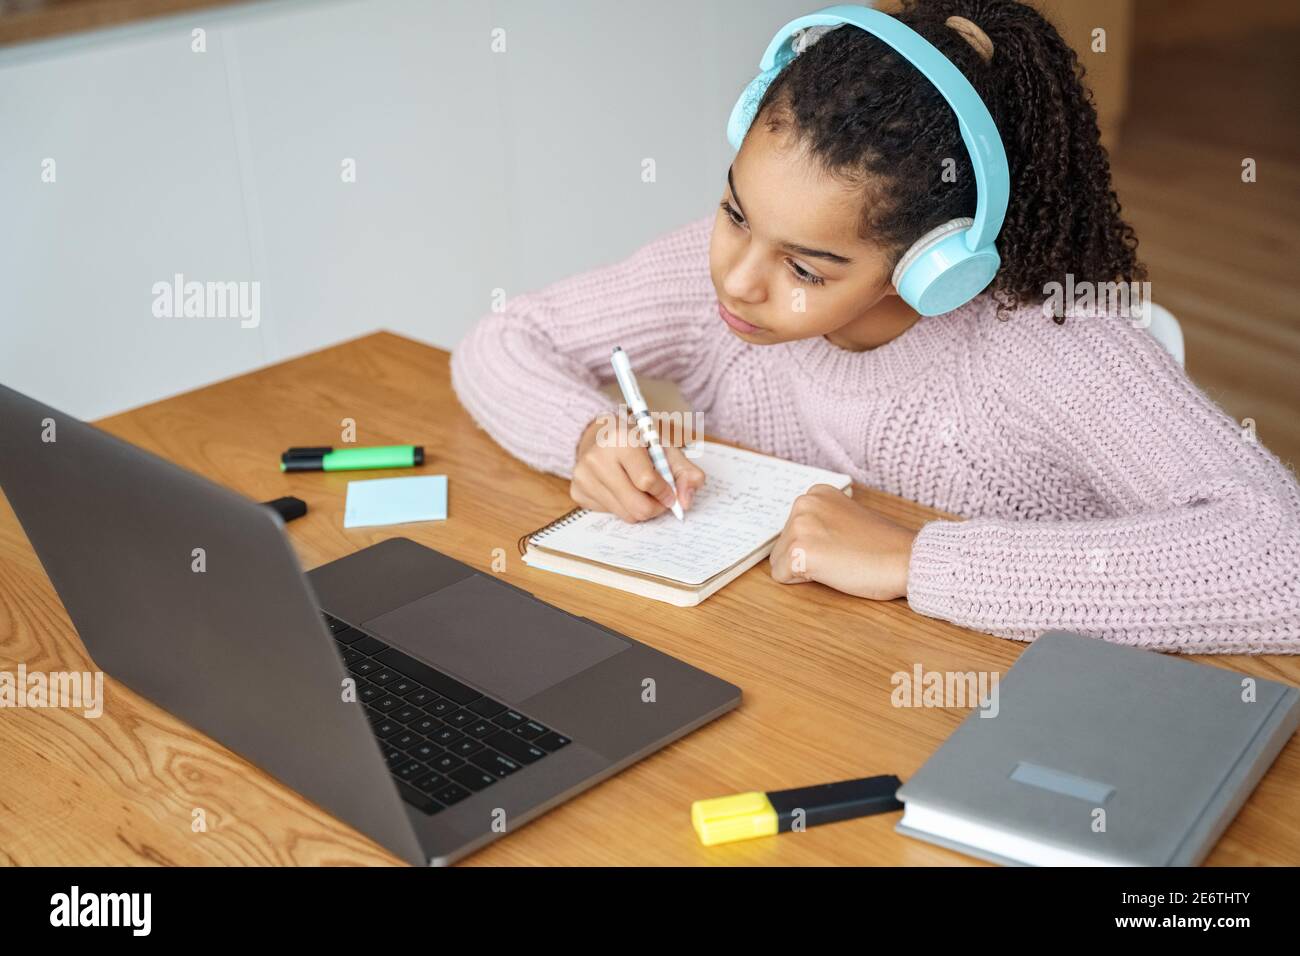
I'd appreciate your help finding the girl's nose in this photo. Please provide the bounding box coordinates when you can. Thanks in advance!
[722,247,767,305]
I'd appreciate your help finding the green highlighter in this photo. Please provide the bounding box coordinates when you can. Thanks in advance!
[280,445,424,472]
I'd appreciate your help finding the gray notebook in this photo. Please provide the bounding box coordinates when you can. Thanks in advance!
[895,631,1300,866]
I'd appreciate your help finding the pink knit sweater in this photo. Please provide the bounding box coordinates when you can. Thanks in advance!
[451,215,1300,654]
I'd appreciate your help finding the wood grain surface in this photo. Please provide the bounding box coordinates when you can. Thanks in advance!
[1,332,1296,866]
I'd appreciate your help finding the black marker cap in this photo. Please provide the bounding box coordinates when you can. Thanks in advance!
[768,774,904,831]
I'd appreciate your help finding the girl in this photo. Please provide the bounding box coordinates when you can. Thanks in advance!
[451,0,1300,654]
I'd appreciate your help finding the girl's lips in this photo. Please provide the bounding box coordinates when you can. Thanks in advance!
[718,303,761,333]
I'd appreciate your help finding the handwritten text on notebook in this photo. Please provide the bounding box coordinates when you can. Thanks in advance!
[533,442,851,586]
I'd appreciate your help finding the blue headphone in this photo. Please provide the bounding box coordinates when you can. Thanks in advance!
[727,4,1011,316]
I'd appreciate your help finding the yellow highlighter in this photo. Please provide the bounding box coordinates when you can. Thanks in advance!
[691,775,904,846]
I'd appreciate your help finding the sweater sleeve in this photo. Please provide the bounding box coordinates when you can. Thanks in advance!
[450,215,717,478]
[906,306,1300,654]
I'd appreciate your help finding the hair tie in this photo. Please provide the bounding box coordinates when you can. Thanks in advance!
[944,15,994,65]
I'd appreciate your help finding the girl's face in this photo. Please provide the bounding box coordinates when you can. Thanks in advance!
[708,121,918,350]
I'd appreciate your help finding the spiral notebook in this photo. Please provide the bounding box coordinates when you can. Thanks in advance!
[518,441,853,606]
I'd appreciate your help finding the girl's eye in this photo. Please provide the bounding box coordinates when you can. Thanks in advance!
[719,200,746,229]
[790,261,825,286]
[719,200,825,287]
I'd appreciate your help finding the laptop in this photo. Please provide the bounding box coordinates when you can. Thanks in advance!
[0,383,741,865]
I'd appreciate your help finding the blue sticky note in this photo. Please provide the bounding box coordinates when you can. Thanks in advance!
[344,475,447,528]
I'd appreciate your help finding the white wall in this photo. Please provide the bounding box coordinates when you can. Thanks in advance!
[0,0,804,420]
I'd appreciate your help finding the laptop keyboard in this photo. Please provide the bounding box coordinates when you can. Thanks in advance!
[323,613,571,816]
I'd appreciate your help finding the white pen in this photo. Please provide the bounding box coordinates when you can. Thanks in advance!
[610,346,684,521]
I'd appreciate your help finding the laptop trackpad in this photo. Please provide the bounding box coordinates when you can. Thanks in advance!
[362,574,628,703]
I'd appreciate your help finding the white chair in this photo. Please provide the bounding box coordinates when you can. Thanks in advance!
[1145,302,1185,367]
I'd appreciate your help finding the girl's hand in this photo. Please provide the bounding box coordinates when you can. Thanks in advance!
[768,485,917,601]
[570,411,706,523]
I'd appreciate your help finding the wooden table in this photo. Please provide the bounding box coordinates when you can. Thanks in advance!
[2,332,1297,866]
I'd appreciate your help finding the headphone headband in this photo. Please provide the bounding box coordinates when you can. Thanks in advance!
[756,4,1009,251]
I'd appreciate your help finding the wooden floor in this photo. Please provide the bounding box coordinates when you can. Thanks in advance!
[1110,24,1300,470]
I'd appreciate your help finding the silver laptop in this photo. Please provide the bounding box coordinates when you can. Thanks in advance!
[0,383,741,865]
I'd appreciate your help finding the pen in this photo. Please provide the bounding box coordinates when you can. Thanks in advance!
[609,346,684,521]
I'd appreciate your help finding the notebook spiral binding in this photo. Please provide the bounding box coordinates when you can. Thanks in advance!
[517,505,587,556]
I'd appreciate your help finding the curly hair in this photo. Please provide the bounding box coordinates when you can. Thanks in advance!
[754,0,1146,320]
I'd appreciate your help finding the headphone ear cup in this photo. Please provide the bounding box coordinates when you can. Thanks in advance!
[891,219,972,288]
[727,66,781,151]
[892,218,1000,316]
